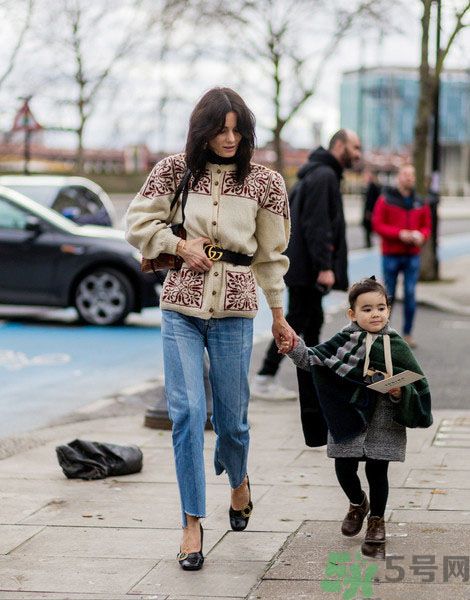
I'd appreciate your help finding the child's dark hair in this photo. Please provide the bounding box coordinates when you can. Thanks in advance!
[348,276,391,309]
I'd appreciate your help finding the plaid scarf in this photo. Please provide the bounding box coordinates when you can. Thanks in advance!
[290,323,433,444]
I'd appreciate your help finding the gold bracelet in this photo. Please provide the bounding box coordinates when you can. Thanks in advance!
[176,239,186,256]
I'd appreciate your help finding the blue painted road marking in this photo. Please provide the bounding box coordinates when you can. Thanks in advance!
[1,233,470,438]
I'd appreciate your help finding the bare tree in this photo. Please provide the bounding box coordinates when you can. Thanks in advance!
[413,0,470,194]
[222,0,397,174]
[0,0,35,91]
[413,0,469,280]
[33,0,192,170]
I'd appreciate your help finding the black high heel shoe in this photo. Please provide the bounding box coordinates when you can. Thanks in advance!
[177,523,204,571]
[229,475,253,531]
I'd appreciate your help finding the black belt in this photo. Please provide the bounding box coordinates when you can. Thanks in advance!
[203,244,253,266]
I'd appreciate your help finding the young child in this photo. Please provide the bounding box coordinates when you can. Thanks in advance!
[280,276,432,555]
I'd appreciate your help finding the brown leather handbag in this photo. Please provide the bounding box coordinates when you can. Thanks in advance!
[141,170,191,274]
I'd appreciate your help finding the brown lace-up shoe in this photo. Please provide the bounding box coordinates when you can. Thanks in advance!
[363,516,386,543]
[341,492,370,537]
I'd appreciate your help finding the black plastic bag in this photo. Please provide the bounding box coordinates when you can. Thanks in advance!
[55,439,143,480]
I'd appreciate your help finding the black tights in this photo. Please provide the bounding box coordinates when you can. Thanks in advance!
[335,457,389,518]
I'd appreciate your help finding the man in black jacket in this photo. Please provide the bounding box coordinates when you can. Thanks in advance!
[251,130,362,426]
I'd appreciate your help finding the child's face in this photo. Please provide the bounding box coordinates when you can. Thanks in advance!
[348,291,390,333]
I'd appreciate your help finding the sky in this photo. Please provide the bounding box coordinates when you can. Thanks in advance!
[1,1,469,152]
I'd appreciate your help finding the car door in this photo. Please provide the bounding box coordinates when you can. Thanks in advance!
[0,195,64,304]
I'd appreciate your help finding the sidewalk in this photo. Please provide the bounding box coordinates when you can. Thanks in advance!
[1,256,470,599]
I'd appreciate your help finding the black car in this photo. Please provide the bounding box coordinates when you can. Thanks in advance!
[0,186,162,325]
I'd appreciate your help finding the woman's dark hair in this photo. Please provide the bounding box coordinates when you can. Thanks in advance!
[348,276,391,309]
[185,87,256,184]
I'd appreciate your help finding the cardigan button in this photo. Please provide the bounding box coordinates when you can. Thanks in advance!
[209,308,214,313]
[214,181,219,186]
[217,169,221,174]
[214,272,219,276]
[212,220,217,226]
[213,201,218,206]
[212,290,216,296]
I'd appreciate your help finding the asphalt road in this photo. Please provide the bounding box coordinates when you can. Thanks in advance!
[1,221,469,440]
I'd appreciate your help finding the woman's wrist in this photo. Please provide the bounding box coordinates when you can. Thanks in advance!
[271,307,284,322]
[176,239,186,257]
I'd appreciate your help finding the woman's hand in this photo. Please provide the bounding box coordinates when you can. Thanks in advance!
[271,309,298,354]
[389,387,402,400]
[177,237,213,273]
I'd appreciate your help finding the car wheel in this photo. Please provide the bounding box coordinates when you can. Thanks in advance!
[74,268,135,325]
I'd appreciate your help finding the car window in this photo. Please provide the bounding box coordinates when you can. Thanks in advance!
[0,196,29,229]
[52,186,103,215]
[4,185,57,207]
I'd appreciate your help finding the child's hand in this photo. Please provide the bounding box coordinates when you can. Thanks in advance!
[278,334,299,354]
[389,387,402,399]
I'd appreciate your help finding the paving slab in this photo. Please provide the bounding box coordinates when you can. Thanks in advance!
[262,521,470,591]
[0,525,44,554]
[130,560,267,598]
[0,555,157,594]
[0,594,167,600]
[404,468,470,489]
[250,579,470,600]
[207,531,289,562]
[0,492,56,525]
[10,526,224,560]
[391,509,470,523]
[429,488,470,510]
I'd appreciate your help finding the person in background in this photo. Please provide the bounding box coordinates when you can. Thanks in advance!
[362,168,381,248]
[372,164,432,348]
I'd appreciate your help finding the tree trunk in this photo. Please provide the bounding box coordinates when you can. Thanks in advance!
[413,0,432,196]
[273,123,284,175]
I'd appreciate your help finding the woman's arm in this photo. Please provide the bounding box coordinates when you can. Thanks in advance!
[125,156,184,258]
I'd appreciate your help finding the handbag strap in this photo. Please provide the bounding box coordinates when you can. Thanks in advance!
[168,169,191,224]
[363,332,393,377]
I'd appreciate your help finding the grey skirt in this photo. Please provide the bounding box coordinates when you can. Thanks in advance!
[327,396,406,462]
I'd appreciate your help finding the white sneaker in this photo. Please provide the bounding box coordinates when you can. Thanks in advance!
[250,375,297,401]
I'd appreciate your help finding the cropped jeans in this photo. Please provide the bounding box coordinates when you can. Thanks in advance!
[161,309,253,527]
[382,254,421,335]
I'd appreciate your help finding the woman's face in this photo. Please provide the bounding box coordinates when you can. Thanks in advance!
[208,111,242,158]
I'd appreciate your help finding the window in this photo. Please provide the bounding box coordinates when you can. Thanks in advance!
[0,197,29,230]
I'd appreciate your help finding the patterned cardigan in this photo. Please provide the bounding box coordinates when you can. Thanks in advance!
[125,153,290,319]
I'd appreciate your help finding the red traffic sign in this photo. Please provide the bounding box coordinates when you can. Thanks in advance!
[12,100,42,132]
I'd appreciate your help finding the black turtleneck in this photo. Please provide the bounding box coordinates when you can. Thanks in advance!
[206,148,236,165]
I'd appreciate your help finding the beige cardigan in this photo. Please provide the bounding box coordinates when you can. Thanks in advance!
[126,153,290,319]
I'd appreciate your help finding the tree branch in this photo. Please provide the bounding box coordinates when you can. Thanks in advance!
[0,0,34,89]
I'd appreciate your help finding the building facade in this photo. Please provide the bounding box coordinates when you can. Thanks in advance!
[341,67,470,195]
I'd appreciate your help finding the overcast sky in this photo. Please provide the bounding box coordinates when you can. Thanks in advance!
[1,1,469,152]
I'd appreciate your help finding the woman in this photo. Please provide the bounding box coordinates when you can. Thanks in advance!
[126,87,296,570]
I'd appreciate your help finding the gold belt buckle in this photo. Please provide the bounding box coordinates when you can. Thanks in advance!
[204,244,223,261]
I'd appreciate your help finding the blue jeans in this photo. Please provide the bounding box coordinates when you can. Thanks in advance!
[382,254,421,335]
[161,310,253,526]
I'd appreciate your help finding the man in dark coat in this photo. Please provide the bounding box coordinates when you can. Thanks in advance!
[252,129,362,444]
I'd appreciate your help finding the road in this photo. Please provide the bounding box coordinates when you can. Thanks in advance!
[1,222,469,439]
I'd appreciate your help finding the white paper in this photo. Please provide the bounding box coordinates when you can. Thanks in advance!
[366,370,425,392]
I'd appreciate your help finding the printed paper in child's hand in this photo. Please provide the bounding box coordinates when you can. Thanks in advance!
[366,370,425,392]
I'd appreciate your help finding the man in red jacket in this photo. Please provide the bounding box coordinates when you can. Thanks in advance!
[372,164,432,347]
